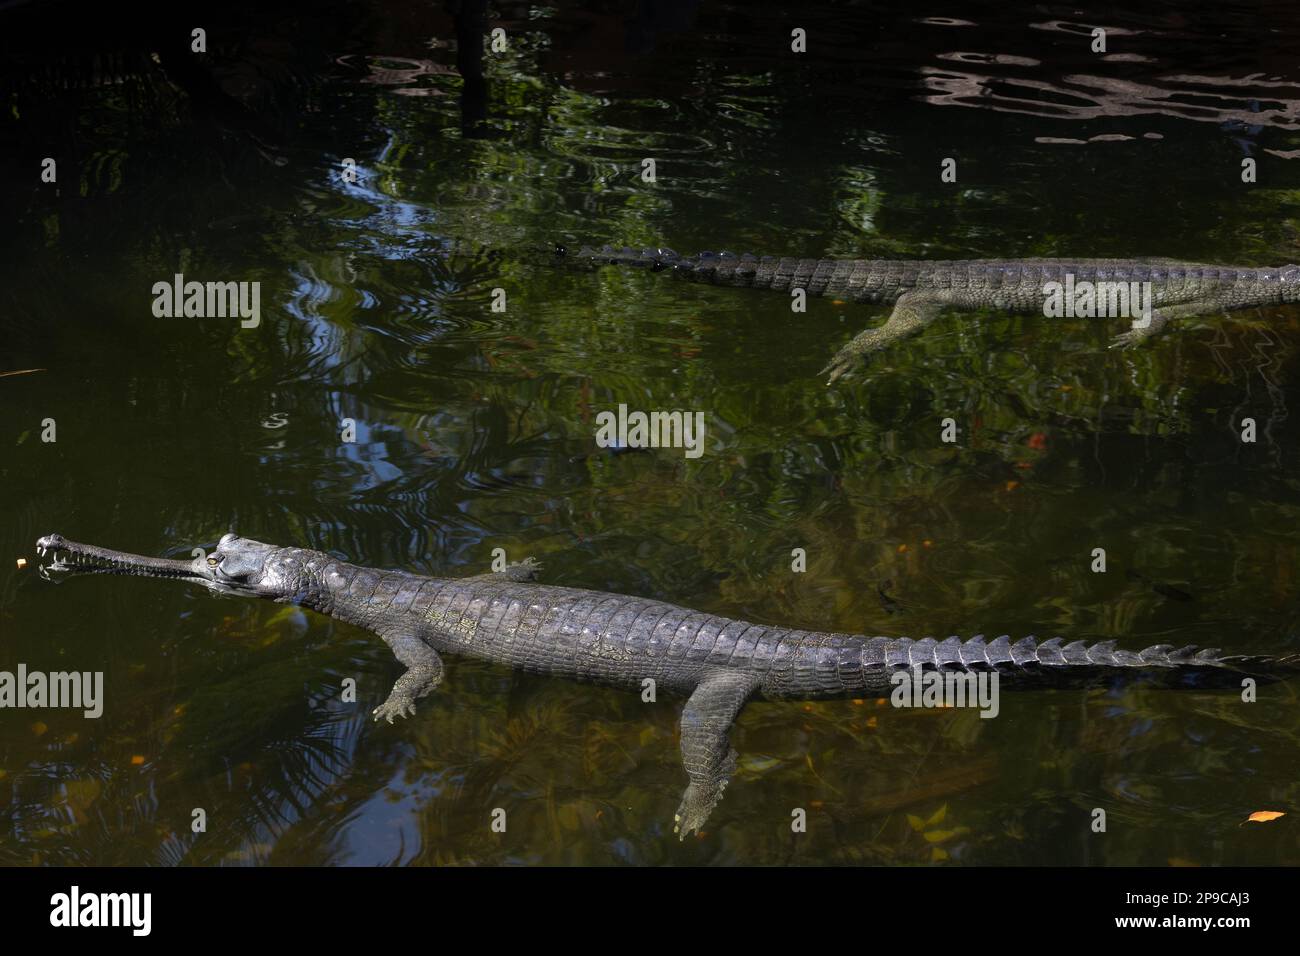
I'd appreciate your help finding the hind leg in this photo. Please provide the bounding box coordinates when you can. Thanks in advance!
[823,290,957,383]
[674,671,760,839]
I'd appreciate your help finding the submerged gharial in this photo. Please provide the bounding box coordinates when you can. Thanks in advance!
[36,532,1300,839]
[558,245,1300,382]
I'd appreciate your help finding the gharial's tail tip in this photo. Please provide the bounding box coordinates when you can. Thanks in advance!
[1276,652,1300,672]
[1227,650,1300,665]
[552,243,682,268]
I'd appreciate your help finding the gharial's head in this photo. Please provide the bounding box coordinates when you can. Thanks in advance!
[34,532,303,599]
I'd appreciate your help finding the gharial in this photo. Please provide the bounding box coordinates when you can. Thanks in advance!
[35,532,1300,839]
[556,244,1300,382]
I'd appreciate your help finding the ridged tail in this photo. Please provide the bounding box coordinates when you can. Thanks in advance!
[871,635,1300,689]
[556,243,846,294]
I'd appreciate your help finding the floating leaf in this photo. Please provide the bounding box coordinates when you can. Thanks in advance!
[1246,811,1285,823]
[930,846,949,862]
[557,804,582,830]
[266,605,306,629]
[738,755,782,775]
[907,813,926,832]
[922,826,969,844]
[926,804,948,827]
[62,779,102,820]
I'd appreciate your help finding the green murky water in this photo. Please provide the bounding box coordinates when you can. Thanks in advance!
[2,1,1299,865]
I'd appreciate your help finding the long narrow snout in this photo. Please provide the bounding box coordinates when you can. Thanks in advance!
[35,533,204,583]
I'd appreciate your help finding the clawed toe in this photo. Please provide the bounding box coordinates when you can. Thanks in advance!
[822,351,860,385]
[673,804,709,841]
[372,699,417,723]
[1109,330,1146,350]
[673,751,736,840]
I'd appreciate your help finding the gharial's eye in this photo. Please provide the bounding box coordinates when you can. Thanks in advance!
[207,556,219,567]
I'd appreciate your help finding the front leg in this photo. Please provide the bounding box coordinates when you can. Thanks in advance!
[674,670,760,840]
[372,627,444,723]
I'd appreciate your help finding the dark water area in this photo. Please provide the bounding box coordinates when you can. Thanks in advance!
[1,0,1299,866]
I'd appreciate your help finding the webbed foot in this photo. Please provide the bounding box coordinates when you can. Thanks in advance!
[673,748,737,840]
[1109,310,1176,350]
[821,344,869,385]
[372,696,418,723]
[1109,327,1155,350]
[821,290,949,385]
[507,557,542,581]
